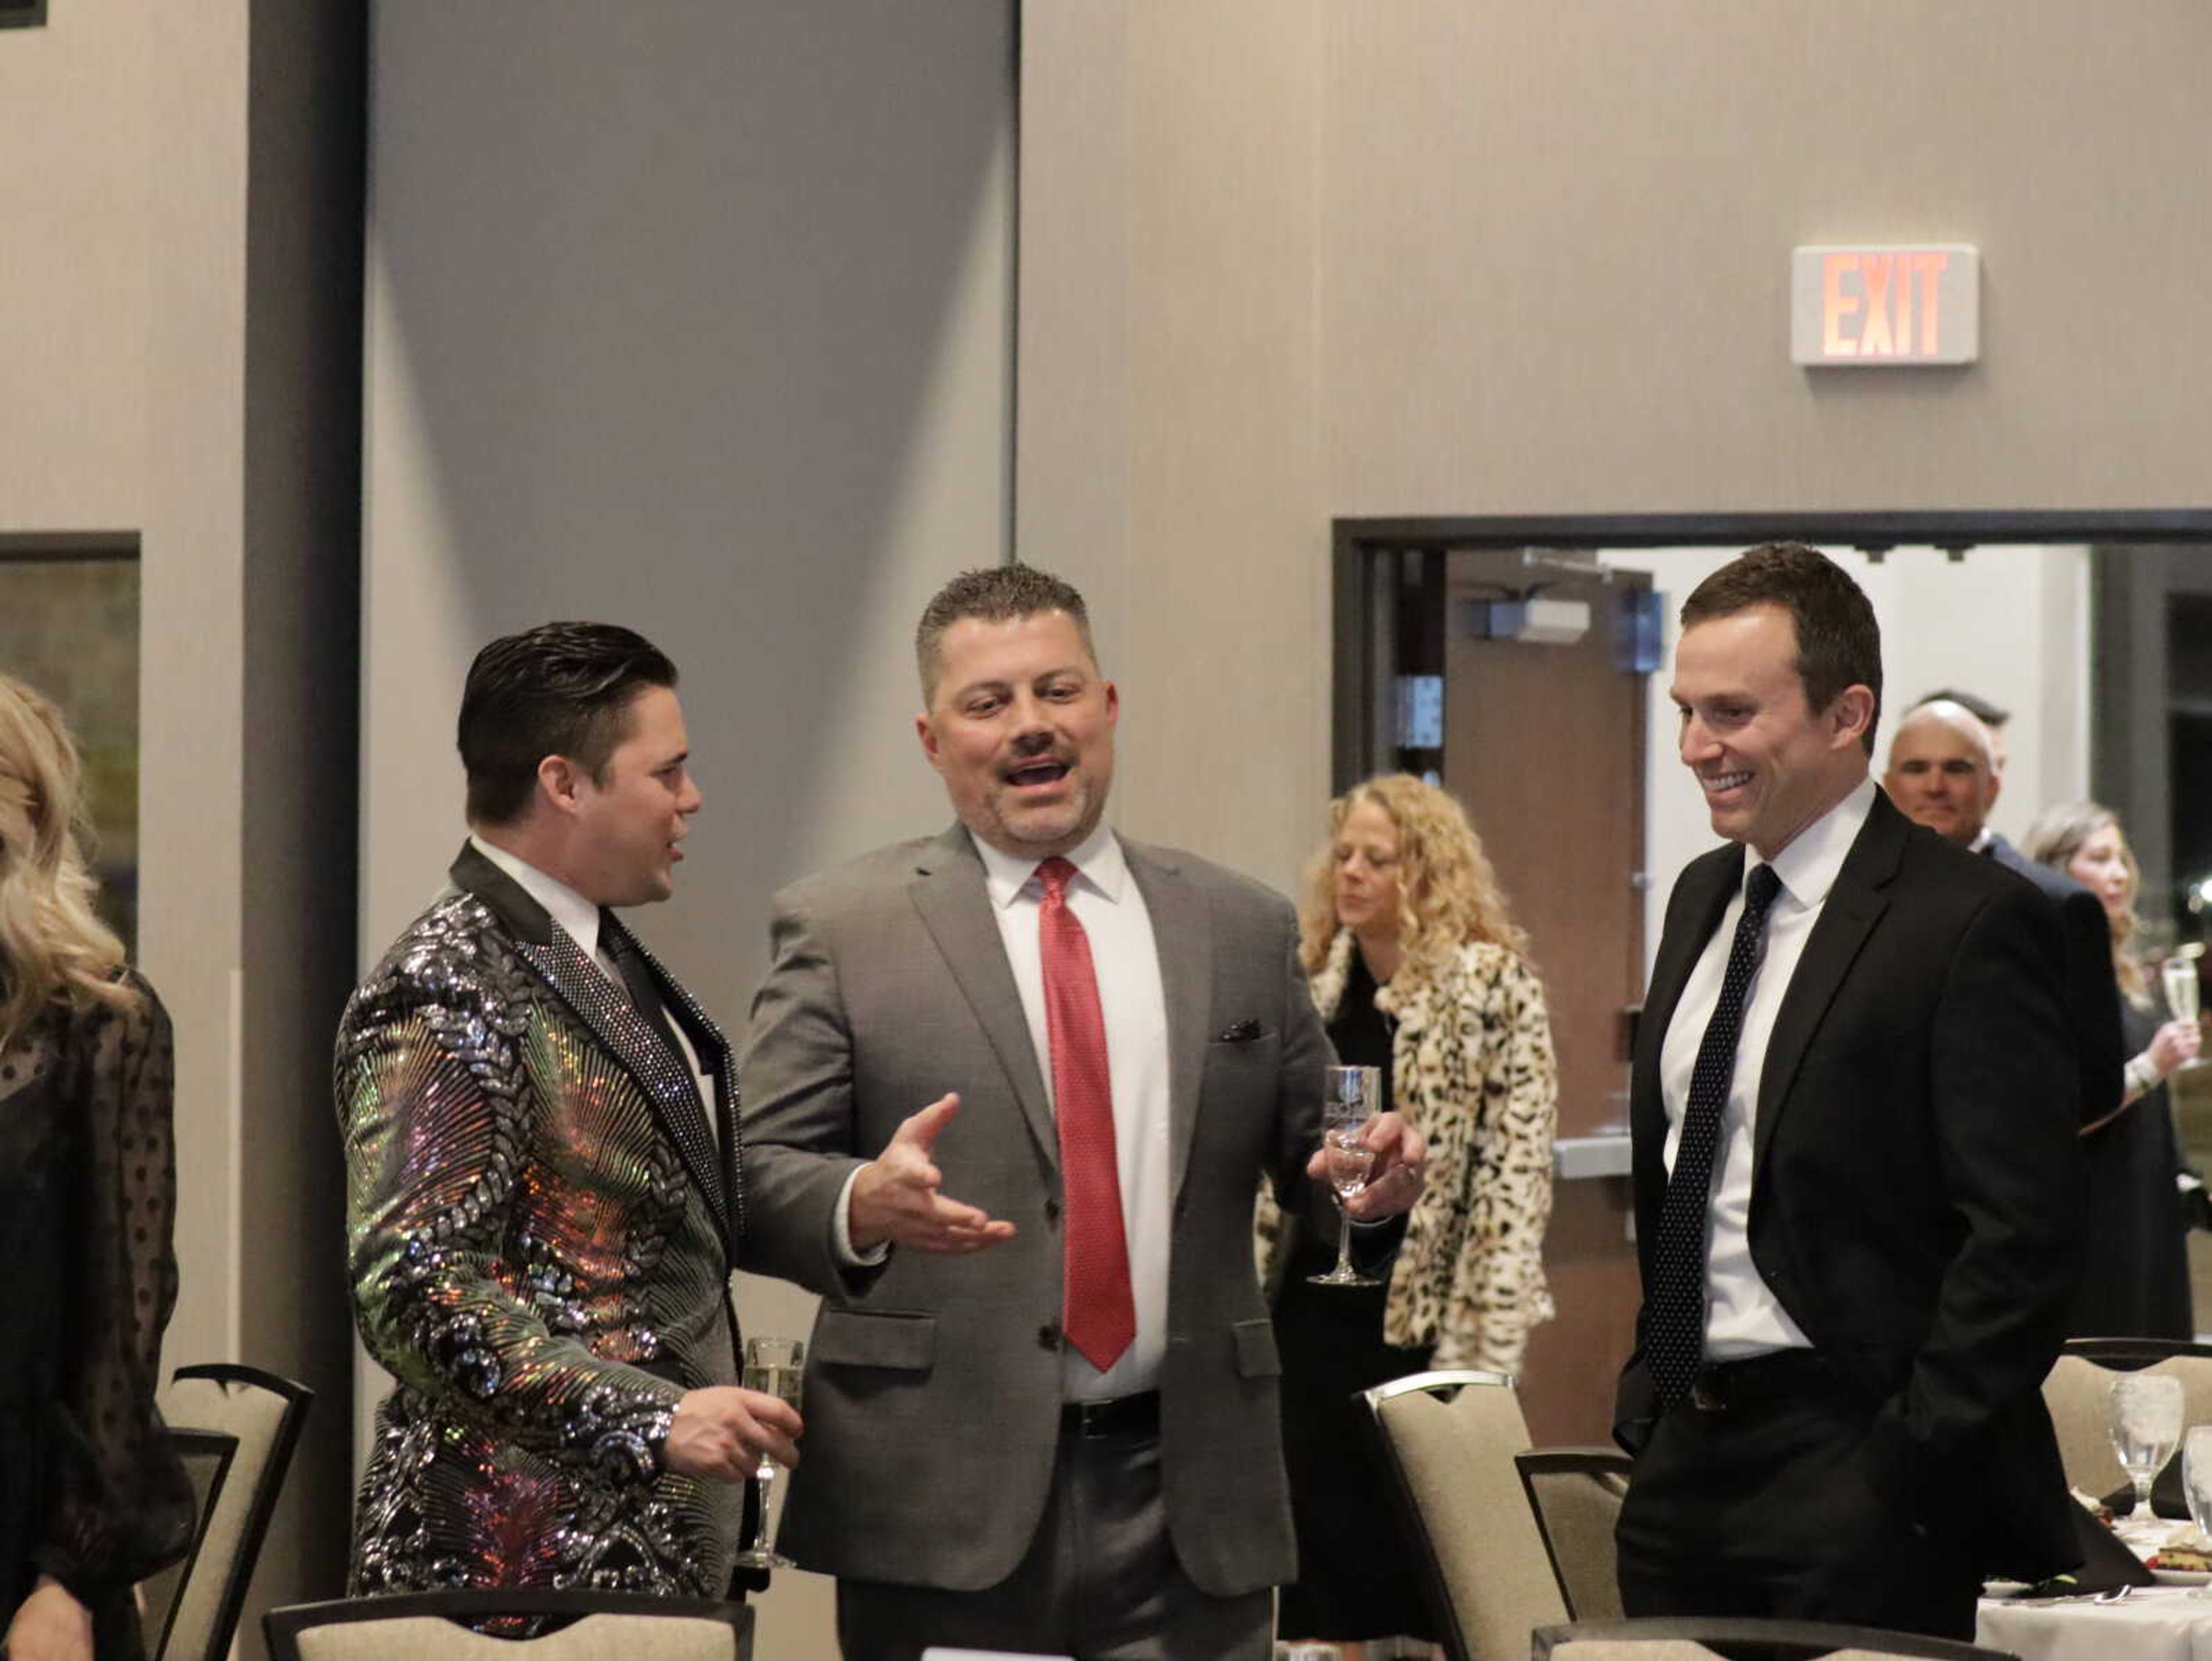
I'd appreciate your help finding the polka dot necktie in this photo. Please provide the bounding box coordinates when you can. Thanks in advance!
[1645,861,1784,1409]
[1036,856,1136,1373]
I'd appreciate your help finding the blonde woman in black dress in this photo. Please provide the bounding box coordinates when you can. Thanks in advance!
[2023,802,2200,1337]
[0,676,191,1661]
[1259,774,1558,1659]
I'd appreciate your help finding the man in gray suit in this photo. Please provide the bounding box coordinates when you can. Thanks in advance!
[740,565,1426,1661]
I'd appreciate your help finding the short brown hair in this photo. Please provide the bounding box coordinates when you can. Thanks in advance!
[915,565,1098,702]
[1681,543,1883,755]
[458,623,678,825]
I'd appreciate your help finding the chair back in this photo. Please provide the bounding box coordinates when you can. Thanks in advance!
[1363,1369,1565,1661]
[2044,1339,2212,1500]
[1515,1447,1633,1620]
[1533,1616,2017,1661]
[155,1363,313,1661]
[264,1589,753,1660]
[136,1428,238,1659]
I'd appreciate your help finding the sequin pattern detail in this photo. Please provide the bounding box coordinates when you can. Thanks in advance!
[339,892,740,1597]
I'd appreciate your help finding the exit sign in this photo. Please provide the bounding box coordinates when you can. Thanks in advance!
[1791,244,1979,366]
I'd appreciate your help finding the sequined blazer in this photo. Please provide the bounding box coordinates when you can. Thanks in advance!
[338,844,744,1597]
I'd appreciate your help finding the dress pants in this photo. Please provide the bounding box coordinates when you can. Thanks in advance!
[834,1409,1271,1661]
[1615,1351,1978,1641]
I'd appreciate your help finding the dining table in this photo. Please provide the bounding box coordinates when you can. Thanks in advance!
[1979,1522,2212,1661]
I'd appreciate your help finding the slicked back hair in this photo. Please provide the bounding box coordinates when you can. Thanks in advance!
[915,565,1097,704]
[1681,543,1884,756]
[459,622,677,826]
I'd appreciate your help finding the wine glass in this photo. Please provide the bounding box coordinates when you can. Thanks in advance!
[1308,1065,1383,1288]
[2164,954,2205,1071]
[2110,1372,2184,1541]
[731,1335,805,1570]
[2184,1426,2212,1594]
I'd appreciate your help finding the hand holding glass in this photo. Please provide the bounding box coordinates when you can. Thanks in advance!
[2109,1372,2184,1538]
[1309,1065,1383,1288]
[732,1336,805,1571]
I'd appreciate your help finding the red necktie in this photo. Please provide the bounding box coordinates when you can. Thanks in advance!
[1036,856,1136,1372]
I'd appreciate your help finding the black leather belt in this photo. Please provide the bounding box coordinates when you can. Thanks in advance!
[1685,1348,1836,1413]
[1060,1390,1160,1439]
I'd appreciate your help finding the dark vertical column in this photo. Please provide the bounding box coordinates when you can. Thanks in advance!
[238,0,367,1643]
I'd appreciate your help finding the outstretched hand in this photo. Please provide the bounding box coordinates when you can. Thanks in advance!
[847,1093,1017,1254]
[1310,1109,1427,1222]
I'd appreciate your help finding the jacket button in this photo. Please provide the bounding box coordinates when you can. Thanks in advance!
[1044,1198,1062,1225]
[1036,1323,1060,1351]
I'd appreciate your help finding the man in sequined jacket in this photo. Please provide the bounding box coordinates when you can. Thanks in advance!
[336,623,800,1598]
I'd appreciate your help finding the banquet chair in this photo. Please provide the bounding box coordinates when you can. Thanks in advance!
[135,1427,237,1660]
[153,1363,313,1661]
[1363,1369,1566,1661]
[1516,1447,1634,1619]
[264,1589,755,1660]
[1532,1617,2016,1661]
[2042,1338,2212,1504]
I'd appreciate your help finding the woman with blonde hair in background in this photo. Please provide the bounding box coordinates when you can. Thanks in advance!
[0,676,192,1661]
[2022,801,2201,1338]
[1259,773,1558,1659]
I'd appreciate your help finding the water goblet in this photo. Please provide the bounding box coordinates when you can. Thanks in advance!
[731,1335,805,1570]
[2110,1372,2184,1542]
[1308,1064,1384,1288]
[2182,1425,2212,1595]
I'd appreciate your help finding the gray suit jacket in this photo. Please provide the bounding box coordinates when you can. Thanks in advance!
[737,825,1329,1596]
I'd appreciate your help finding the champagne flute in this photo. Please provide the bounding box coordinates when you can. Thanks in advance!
[731,1335,805,1570]
[2164,954,2205,1071]
[2184,1425,2212,1594]
[1308,1065,1384,1288]
[2110,1372,2184,1541]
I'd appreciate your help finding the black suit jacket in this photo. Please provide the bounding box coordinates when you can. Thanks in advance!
[1616,788,2088,1577]
[1985,832,2126,1127]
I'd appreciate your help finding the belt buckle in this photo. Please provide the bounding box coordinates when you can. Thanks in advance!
[1688,1371,1726,1412]
[1073,1400,1107,1436]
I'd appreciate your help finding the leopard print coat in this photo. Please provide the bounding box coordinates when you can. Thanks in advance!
[1259,930,1559,1373]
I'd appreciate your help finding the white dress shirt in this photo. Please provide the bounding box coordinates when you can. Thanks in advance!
[970,822,1173,1402]
[467,833,718,1139]
[1658,775,1876,1359]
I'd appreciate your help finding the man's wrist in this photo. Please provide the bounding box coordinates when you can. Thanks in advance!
[834,1165,891,1265]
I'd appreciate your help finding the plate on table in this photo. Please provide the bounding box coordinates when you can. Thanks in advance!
[2150,1566,2212,1587]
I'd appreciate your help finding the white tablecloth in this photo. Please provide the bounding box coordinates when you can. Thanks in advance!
[1979,1588,2212,1661]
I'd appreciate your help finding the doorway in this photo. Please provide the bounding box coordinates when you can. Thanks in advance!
[1334,514,2212,1443]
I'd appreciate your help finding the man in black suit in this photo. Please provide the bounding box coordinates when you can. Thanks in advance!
[1884,696,2124,1126]
[1613,546,2086,1638]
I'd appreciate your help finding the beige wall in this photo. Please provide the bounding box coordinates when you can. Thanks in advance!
[361,5,1014,1648]
[2,0,363,1644]
[0,0,248,1391]
[1020,2,2206,888]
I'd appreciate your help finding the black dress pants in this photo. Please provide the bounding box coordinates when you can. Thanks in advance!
[1615,1352,1979,1641]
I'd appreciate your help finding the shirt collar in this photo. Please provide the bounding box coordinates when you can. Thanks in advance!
[1969,826,1996,854]
[1751,773,1876,911]
[969,820,1127,909]
[468,832,605,962]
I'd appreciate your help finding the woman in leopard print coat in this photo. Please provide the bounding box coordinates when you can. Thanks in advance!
[1262,774,1557,1653]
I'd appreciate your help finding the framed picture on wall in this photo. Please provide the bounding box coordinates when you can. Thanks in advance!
[0,0,47,29]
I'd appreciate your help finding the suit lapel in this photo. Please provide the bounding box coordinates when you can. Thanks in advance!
[597,911,738,1246]
[907,827,1058,1166]
[449,843,734,1254]
[1123,840,1210,1205]
[1751,792,1903,1170]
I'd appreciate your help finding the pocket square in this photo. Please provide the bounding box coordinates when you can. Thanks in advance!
[1217,1019,1263,1042]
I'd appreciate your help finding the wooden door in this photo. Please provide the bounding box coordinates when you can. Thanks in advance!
[1437,550,1647,1444]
